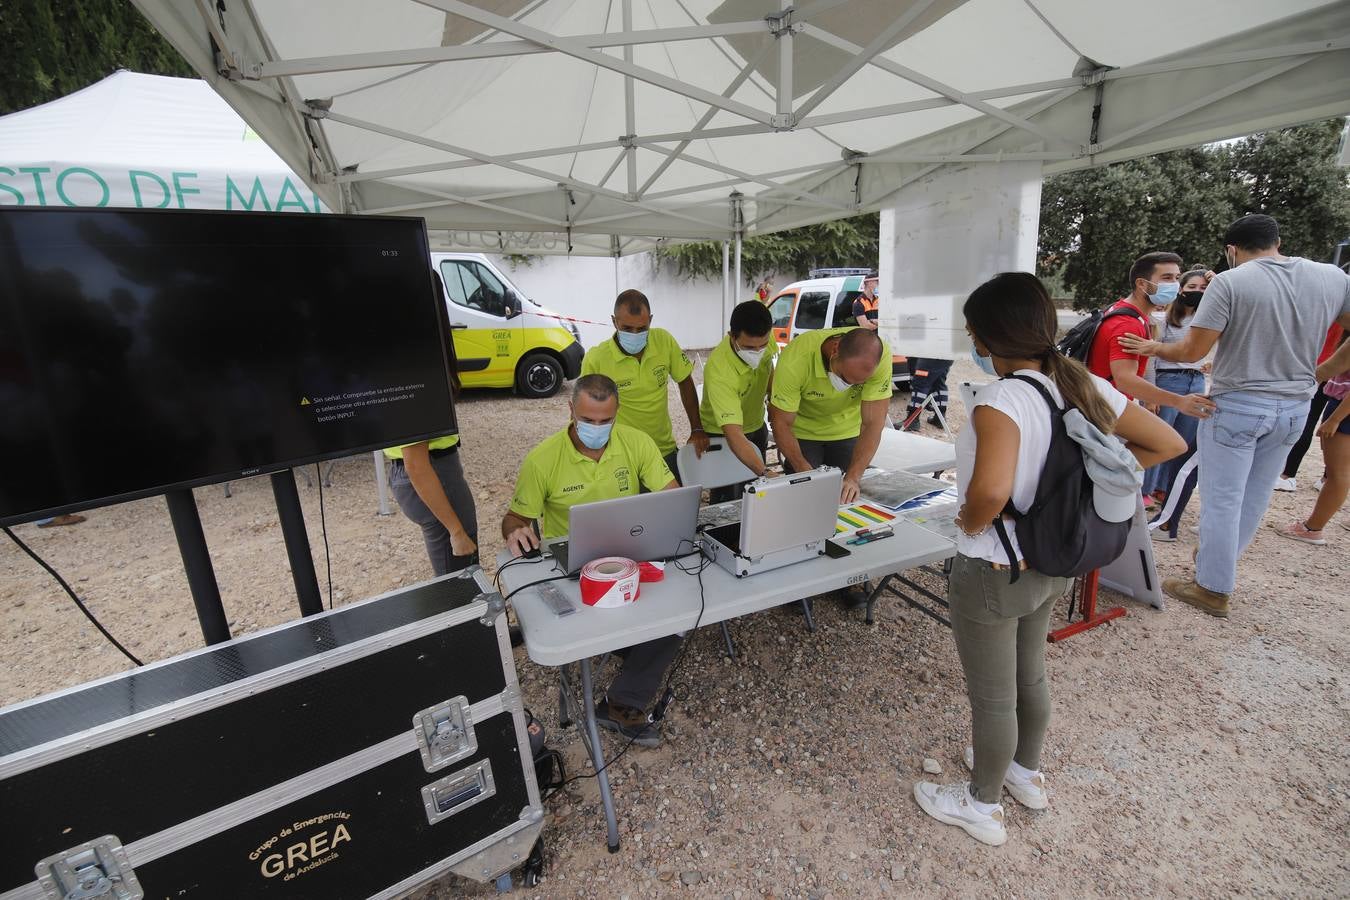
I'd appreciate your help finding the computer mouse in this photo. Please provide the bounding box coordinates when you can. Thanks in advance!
[520,547,542,560]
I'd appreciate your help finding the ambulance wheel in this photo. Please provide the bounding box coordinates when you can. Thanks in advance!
[516,353,564,398]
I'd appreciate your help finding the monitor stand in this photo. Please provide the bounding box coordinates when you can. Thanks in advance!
[165,469,325,646]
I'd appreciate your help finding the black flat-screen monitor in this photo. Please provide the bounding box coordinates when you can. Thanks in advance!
[0,207,458,526]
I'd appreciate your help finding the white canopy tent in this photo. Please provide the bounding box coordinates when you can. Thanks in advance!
[128,0,1350,259]
[0,70,327,213]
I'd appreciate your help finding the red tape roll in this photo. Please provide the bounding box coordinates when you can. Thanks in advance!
[579,557,641,608]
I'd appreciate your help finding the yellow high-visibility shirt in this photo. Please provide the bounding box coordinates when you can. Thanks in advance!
[508,423,674,539]
[698,335,776,435]
[580,327,693,455]
[769,328,891,441]
[383,433,460,460]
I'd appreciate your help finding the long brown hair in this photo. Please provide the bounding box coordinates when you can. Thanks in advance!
[1166,269,1208,328]
[963,273,1117,433]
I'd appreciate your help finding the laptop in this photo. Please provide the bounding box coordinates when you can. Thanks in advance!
[703,467,842,578]
[550,485,702,575]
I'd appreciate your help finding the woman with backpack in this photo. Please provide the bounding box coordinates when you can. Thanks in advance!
[912,273,1184,847]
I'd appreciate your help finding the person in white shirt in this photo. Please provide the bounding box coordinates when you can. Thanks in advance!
[912,272,1183,847]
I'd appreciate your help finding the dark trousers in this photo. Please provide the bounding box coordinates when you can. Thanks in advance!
[607,634,684,711]
[388,452,479,576]
[1283,386,1331,479]
[620,447,688,709]
[907,358,953,415]
[783,435,858,474]
[708,426,769,504]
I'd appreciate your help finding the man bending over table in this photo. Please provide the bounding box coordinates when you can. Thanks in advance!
[502,374,680,747]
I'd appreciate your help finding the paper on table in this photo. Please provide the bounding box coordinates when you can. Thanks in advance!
[835,502,897,535]
[860,469,951,510]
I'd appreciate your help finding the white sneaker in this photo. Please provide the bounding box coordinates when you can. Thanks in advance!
[964,746,1050,810]
[1315,476,1326,491]
[912,780,1007,846]
[1273,477,1297,492]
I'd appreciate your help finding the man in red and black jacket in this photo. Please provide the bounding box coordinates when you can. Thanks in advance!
[1086,251,1216,419]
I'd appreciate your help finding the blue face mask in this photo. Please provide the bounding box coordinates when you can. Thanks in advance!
[970,346,998,377]
[1147,281,1179,305]
[575,420,612,450]
[615,329,649,355]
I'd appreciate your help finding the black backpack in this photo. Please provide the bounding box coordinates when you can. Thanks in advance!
[1057,306,1146,363]
[990,375,1131,583]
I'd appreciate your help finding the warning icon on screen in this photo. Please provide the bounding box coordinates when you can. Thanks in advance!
[300,397,311,406]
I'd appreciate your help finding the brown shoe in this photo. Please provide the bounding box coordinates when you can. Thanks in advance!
[37,514,86,527]
[1163,576,1229,618]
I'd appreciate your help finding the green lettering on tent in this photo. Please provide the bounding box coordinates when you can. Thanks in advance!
[172,172,200,208]
[19,167,51,205]
[226,175,271,211]
[129,171,171,208]
[0,167,24,205]
[56,167,110,207]
[275,178,310,213]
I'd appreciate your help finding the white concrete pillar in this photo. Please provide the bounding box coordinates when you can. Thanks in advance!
[877,161,1042,360]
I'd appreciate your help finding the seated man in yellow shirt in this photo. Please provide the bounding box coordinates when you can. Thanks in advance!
[581,289,708,477]
[699,300,777,502]
[502,374,680,747]
[769,327,891,504]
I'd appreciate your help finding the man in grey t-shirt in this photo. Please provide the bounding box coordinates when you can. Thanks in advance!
[1121,214,1350,616]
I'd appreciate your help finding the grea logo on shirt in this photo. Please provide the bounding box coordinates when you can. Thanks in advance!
[652,365,668,381]
[614,466,632,492]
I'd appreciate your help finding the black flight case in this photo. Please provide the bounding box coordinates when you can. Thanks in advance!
[0,568,543,899]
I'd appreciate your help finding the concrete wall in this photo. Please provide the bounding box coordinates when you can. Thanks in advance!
[485,252,791,352]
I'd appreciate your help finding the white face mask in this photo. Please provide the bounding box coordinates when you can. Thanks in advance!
[827,357,852,392]
[735,343,766,368]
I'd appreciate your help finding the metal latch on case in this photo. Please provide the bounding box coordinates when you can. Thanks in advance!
[36,836,143,900]
[414,696,477,772]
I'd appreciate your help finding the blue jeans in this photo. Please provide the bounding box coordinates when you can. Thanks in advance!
[1142,369,1206,495]
[1196,392,1306,594]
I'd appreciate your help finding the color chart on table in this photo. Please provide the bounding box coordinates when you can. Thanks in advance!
[836,503,897,534]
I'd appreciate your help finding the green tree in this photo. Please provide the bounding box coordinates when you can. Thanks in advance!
[1039,118,1350,309]
[655,214,879,285]
[0,0,193,115]
[1226,118,1350,261]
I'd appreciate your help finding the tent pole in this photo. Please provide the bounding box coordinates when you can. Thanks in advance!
[733,234,742,304]
[721,240,731,325]
[373,451,392,515]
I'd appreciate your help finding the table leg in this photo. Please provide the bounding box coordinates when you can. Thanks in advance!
[800,598,816,631]
[720,622,737,659]
[864,575,892,625]
[558,663,574,729]
[577,657,621,853]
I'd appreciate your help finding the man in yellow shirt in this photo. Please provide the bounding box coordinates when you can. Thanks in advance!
[502,374,680,747]
[581,289,708,476]
[769,327,891,504]
[386,434,478,576]
[699,300,776,501]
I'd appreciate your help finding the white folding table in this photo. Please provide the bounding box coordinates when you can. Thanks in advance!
[497,515,954,851]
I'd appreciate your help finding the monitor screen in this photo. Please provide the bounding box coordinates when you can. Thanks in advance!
[0,207,457,526]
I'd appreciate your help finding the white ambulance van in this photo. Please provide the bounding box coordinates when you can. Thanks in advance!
[431,253,583,398]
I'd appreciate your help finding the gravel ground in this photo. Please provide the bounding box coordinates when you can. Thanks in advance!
[3,355,1347,898]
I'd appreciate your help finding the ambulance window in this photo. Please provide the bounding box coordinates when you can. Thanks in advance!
[439,261,509,317]
[795,291,831,330]
[834,290,862,327]
[768,293,794,327]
